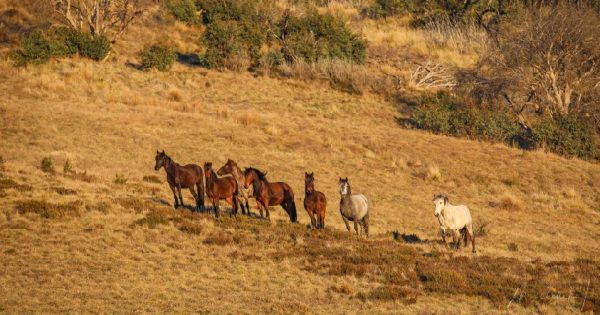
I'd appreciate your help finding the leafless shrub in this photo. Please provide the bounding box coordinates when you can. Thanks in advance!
[53,0,146,42]
[409,61,457,89]
[465,5,600,125]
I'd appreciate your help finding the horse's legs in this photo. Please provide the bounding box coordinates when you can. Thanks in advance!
[256,200,264,218]
[307,209,316,229]
[319,210,326,229]
[189,186,199,212]
[196,182,204,211]
[440,229,448,248]
[177,183,185,208]
[213,198,220,217]
[342,216,351,232]
[169,183,179,209]
[467,224,476,253]
[362,215,369,238]
[353,221,359,237]
[244,194,251,216]
[452,229,462,249]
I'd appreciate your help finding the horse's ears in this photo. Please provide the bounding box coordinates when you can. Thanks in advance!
[161,150,165,154]
[344,177,348,181]
[444,196,449,204]
[156,150,159,154]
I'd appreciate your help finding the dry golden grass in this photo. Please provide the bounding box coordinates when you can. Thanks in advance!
[0,3,599,313]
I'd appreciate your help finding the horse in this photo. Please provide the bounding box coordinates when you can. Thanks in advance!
[338,177,369,238]
[304,172,327,229]
[204,162,239,217]
[243,167,297,223]
[432,194,476,253]
[154,150,204,211]
[217,159,252,216]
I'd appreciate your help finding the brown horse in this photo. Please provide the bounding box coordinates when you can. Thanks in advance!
[217,159,251,216]
[304,172,327,229]
[243,167,297,223]
[204,162,239,217]
[154,150,204,211]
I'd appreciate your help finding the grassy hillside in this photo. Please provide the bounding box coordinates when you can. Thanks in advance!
[1,1,599,313]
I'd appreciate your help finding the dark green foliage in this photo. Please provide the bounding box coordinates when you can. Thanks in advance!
[19,30,52,64]
[196,0,366,68]
[40,156,54,173]
[198,0,270,68]
[363,0,413,19]
[140,44,176,71]
[279,10,367,64]
[531,115,598,160]
[409,92,520,142]
[167,0,198,24]
[12,28,111,65]
[77,34,111,60]
[407,92,598,160]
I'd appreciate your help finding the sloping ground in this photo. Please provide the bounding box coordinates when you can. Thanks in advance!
[0,59,599,313]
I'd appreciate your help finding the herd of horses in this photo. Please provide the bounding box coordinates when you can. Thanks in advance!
[154,150,476,253]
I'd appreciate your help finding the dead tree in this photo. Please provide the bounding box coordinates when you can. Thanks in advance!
[53,0,145,42]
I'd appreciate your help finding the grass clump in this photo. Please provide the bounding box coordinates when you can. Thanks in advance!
[15,199,82,219]
[203,231,240,246]
[140,44,176,72]
[368,285,419,304]
[362,0,412,19]
[40,156,54,173]
[113,173,128,185]
[63,159,73,174]
[135,208,171,228]
[142,175,162,183]
[167,0,198,24]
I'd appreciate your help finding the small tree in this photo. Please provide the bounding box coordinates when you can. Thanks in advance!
[53,0,145,43]
[475,6,600,122]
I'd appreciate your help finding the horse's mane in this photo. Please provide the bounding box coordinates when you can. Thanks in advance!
[245,167,267,181]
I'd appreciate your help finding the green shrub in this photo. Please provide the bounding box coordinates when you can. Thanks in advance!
[531,115,598,160]
[78,34,111,61]
[409,92,520,142]
[140,44,176,71]
[12,28,111,65]
[167,0,198,24]
[114,173,128,185]
[280,10,367,64]
[363,0,413,19]
[20,30,52,64]
[40,156,54,173]
[198,0,269,68]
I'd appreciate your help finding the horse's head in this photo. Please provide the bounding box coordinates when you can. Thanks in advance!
[203,162,213,178]
[432,194,448,216]
[243,168,254,189]
[154,150,168,171]
[305,172,315,192]
[338,177,350,195]
[217,159,236,176]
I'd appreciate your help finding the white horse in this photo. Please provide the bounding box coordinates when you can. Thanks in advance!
[432,194,476,253]
[339,177,369,238]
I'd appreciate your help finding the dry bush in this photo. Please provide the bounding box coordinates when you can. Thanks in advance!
[466,5,600,123]
[53,187,77,195]
[15,199,82,219]
[277,59,376,94]
[177,219,203,234]
[495,193,523,211]
[0,178,32,192]
[367,285,419,304]
[203,231,240,246]
[142,175,162,183]
[85,201,111,214]
[53,0,147,42]
[65,170,97,182]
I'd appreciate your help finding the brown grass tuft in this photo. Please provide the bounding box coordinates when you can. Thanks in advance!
[15,199,82,219]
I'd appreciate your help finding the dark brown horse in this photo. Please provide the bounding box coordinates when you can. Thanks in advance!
[304,172,327,229]
[217,159,251,216]
[243,167,297,223]
[204,162,239,217]
[154,150,204,211]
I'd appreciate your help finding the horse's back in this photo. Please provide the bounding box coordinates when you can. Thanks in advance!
[448,205,472,229]
[351,194,369,219]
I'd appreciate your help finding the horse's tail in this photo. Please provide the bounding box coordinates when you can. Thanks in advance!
[283,184,297,223]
